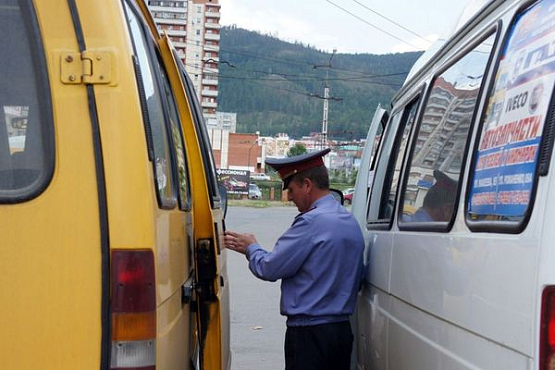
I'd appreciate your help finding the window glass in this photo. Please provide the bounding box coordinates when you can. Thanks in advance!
[468,0,555,224]
[175,54,221,207]
[157,56,191,210]
[381,99,419,219]
[126,3,176,207]
[367,113,400,223]
[361,112,386,204]
[367,99,418,224]
[369,117,386,171]
[400,34,495,225]
[0,0,53,201]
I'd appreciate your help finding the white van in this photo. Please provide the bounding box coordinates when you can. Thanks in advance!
[352,0,555,369]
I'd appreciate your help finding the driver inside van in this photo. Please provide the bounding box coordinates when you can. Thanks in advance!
[406,170,457,222]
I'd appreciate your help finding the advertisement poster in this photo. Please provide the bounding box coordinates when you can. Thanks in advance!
[217,169,249,195]
[469,0,555,217]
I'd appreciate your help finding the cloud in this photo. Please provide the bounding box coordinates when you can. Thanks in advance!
[220,0,340,52]
[221,1,311,40]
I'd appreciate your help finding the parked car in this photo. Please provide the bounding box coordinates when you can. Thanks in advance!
[250,172,271,181]
[343,187,355,205]
[248,183,262,199]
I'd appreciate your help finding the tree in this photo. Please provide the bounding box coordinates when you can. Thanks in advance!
[287,143,307,157]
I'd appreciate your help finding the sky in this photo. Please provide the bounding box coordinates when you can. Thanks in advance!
[219,0,479,55]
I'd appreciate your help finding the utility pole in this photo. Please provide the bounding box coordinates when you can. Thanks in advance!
[321,49,336,149]
[322,83,329,149]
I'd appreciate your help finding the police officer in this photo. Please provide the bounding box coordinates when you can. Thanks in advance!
[224,148,364,370]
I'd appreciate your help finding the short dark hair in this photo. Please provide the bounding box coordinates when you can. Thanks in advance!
[291,165,329,190]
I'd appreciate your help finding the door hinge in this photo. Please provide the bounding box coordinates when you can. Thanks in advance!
[61,50,112,85]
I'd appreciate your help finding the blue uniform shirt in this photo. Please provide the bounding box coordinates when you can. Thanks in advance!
[246,194,365,327]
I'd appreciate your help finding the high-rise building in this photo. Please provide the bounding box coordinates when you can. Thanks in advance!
[148,0,220,123]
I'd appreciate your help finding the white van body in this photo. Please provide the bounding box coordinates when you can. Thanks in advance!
[352,1,555,369]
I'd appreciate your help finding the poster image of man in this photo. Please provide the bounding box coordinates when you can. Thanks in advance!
[529,82,544,114]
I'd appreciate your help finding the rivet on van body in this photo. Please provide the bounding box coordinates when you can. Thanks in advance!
[69,75,76,82]
[96,56,102,61]
[65,55,73,63]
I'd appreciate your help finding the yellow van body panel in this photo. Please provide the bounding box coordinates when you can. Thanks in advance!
[158,34,227,369]
[0,1,102,369]
[1,0,228,368]
[73,0,196,368]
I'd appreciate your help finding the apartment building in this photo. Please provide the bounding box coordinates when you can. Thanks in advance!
[148,0,221,122]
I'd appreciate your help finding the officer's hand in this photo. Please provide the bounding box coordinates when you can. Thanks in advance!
[224,230,257,255]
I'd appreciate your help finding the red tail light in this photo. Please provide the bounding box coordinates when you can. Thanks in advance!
[541,286,555,370]
[111,250,156,370]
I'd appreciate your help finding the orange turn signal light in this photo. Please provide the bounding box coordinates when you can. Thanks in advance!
[111,311,156,341]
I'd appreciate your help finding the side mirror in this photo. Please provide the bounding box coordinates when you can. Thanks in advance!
[218,183,228,218]
[329,188,344,205]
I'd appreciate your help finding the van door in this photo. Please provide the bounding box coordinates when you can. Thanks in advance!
[157,34,231,369]
[115,2,201,368]
[355,96,422,370]
[178,57,231,370]
[351,105,388,369]
[0,1,106,368]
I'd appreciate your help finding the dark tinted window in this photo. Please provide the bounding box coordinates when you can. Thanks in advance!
[0,0,53,202]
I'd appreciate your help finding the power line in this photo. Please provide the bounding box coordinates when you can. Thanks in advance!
[173,34,380,76]
[216,72,403,88]
[325,0,421,50]
[188,52,410,81]
[349,0,430,44]
[180,58,408,85]
[170,31,415,79]
[219,65,408,83]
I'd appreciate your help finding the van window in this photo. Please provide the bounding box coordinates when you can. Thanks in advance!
[0,0,54,202]
[468,0,555,228]
[177,57,221,208]
[367,113,401,224]
[126,3,176,208]
[369,116,386,170]
[367,98,419,225]
[157,57,192,211]
[399,33,495,228]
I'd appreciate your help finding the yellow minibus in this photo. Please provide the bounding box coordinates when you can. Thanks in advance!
[0,0,230,369]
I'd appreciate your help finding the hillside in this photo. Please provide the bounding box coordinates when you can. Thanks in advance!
[218,26,422,139]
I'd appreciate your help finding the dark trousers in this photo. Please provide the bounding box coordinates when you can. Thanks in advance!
[284,321,353,370]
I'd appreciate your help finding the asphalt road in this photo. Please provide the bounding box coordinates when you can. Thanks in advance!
[225,205,299,370]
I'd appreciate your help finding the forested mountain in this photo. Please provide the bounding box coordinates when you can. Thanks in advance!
[218,26,422,139]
